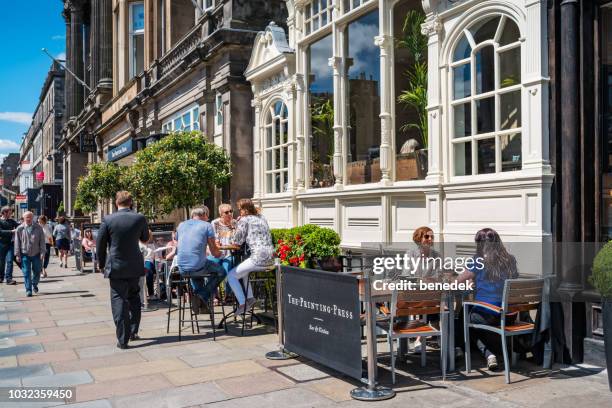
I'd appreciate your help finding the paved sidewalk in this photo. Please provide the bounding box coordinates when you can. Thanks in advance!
[1,255,611,407]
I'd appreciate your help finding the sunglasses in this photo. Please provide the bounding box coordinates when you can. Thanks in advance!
[223,210,233,214]
[424,234,434,239]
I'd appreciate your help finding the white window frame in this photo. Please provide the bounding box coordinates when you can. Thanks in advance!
[129,2,145,79]
[264,100,290,194]
[342,0,373,14]
[215,93,223,136]
[162,105,200,132]
[304,0,334,36]
[204,0,213,10]
[449,15,523,177]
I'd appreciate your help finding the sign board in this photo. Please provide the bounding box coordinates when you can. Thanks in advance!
[107,139,134,162]
[19,203,27,209]
[15,194,27,202]
[282,266,362,380]
[80,133,97,153]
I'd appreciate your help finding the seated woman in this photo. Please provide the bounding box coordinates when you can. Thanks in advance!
[227,198,274,314]
[82,229,96,262]
[456,227,519,371]
[209,203,237,301]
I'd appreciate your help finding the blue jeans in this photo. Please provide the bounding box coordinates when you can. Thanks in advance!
[0,243,14,282]
[22,254,42,293]
[181,260,226,302]
[207,256,234,296]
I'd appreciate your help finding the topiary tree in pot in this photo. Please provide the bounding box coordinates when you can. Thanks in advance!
[590,241,612,391]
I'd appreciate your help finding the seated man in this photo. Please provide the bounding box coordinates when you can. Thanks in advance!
[176,206,225,313]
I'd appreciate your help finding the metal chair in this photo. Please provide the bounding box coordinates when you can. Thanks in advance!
[377,288,447,383]
[463,278,544,384]
[166,269,218,341]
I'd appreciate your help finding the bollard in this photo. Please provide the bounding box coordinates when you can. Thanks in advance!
[351,257,395,401]
[266,258,297,360]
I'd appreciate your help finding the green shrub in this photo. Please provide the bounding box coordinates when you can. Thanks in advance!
[591,242,612,299]
[304,227,341,259]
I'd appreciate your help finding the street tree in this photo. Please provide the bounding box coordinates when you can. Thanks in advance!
[129,131,232,218]
[75,161,129,214]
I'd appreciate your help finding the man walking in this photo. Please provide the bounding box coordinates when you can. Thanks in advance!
[0,206,18,285]
[97,191,149,349]
[14,211,46,297]
[176,206,225,313]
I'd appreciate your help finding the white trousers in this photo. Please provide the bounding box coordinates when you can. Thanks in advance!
[227,258,268,305]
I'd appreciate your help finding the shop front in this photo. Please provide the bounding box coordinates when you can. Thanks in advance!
[247,0,552,248]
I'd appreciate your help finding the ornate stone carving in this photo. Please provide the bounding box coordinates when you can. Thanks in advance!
[421,14,442,37]
[374,35,391,49]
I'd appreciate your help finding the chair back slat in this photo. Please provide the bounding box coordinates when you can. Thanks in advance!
[393,290,443,317]
[503,278,544,311]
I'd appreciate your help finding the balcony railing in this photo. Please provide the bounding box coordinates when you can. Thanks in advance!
[155,22,204,80]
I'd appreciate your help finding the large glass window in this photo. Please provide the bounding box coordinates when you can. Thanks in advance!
[345,10,381,185]
[343,0,373,13]
[308,34,334,188]
[162,106,200,132]
[129,2,145,78]
[450,16,522,176]
[304,0,334,36]
[215,93,223,135]
[601,5,612,241]
[264,101,290,194]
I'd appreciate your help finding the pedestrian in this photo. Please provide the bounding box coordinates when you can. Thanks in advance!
[96,191,149,349]
[0,206,19,285]
[14,211,46,297]
[49,218,59,256]
[53,216,71,268]
[38,215,53,278]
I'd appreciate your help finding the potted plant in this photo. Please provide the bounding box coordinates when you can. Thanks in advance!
[304,227,342,271]
[590,242,612,391]
[272,225,341,271]
[397,10,428,180]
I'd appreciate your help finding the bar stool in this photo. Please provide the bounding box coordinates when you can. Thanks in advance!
[166,269,218,341]
[236,265,277,336]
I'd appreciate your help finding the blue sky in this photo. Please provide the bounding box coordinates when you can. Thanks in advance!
[0,0,65,160]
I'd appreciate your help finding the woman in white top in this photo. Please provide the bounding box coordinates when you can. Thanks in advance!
[139,230,156,298]
[38,215,53,278]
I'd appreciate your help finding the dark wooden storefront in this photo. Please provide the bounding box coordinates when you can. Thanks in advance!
[548,0,612,362]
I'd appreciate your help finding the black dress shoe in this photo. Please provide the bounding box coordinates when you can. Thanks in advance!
[116,342,129,349]
[130,334,140,341]
[7,280,16,285]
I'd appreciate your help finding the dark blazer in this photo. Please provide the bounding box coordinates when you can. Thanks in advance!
[97,208,149,279]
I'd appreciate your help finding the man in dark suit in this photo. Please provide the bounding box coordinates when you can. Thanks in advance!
[97,191,149,349]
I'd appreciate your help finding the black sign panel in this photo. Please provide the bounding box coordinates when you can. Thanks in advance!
[80,133,97,153]
[282,266,362,380]
[149,222,175,233]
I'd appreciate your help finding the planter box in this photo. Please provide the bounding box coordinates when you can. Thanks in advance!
[396,150,428,181]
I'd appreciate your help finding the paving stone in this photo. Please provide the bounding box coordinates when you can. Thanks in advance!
[14,332,66,345]
[22,370,94,387]
[65,399,113,408]
[0,363,53,379]
[52,351,146,373]
[0,329,38,338]
[64,327,116,339]
[301,377,357,402]
[18,349,78,365]
[111,382,230,408]
[75,374,173,402]
[177,346,266,368]
[207,387,334,408]
[9,320,57,330]
[0,343,44,357]
[56,316,111,326]
[276,363,332,382]
[215,370,295,398]
[0,337,16,348]
[0,355,18,368]
[164,359,269,386]
[90,358,190,382]
[45,335,118,353]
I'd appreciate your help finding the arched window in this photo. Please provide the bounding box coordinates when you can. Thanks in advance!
[264,100,289,193]
[450,16,522,176]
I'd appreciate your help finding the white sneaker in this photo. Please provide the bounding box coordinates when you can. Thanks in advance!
[487,354,498,371]
[245,297,257,311]
[235,303,246,315]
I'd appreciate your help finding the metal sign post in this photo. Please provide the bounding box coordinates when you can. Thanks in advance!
[266,259,297,360]
[351,262,395,401]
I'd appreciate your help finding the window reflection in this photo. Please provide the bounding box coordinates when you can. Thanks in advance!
[346,10,380,185]
[600,7,612,240]
[265,100,289,193]
[308,34,334,188]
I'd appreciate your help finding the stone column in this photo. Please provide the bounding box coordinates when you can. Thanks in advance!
[375,33,393,185]
[252,96,262,199]
[90,0,100,90]
[98,0,113,89]
[295,74,305,190]
[69,1,85,117]
[63,8,74,118]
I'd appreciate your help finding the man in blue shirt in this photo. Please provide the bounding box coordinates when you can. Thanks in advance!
[176,206,225,312]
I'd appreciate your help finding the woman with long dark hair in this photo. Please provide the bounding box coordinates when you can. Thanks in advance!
[457,228,518,371]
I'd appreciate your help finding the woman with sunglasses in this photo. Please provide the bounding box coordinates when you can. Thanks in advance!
[209,204,237,297]
[456,227,519,371]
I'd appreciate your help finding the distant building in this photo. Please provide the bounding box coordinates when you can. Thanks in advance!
[0,153,20,188]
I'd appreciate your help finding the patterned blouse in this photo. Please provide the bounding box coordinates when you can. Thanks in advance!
[233,214,274,267]
[211,218,237,259]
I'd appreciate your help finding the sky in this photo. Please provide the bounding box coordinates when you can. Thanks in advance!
[0,0,66,161]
